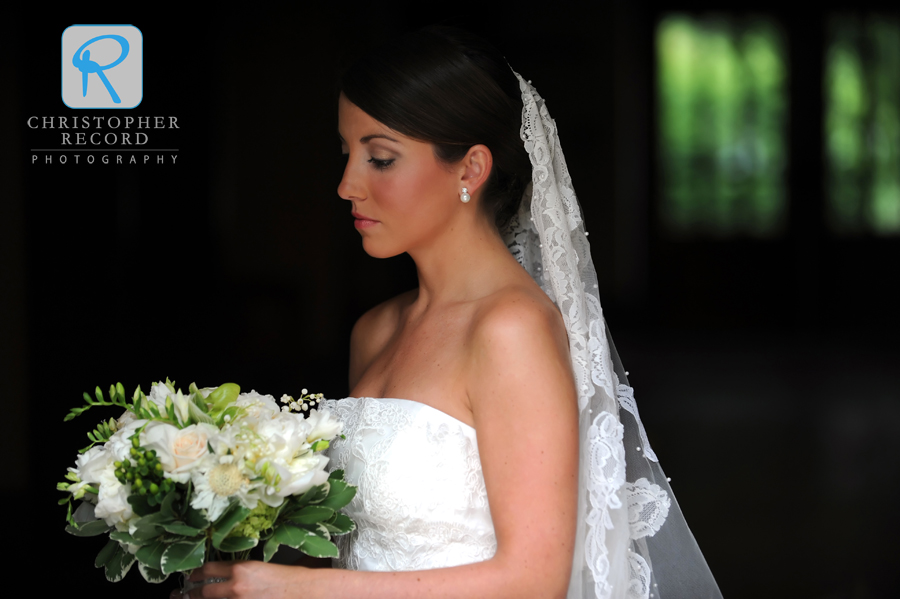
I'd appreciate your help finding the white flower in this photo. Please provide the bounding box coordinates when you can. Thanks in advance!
[259,454,330,504]
[305,409,343,443]
[140,422,218,483]
[147,382,171,410]
[190,455,256,521]
[72,445,114,485]
[116,409,137,428]
[94,465,133,527]
[235,390,281,417]
[105,419,149,462]
[145,383,192,425]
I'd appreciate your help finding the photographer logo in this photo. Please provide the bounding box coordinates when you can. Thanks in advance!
[62,25,142,109]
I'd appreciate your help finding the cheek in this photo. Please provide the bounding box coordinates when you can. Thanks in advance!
[373,166,448,223]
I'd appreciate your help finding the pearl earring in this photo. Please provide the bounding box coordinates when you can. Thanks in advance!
[460,187,471,203]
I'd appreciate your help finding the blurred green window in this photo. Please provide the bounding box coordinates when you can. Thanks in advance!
[825,14,900,235]
[657,15,788,237]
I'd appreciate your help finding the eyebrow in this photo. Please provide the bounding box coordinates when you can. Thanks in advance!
[337,131,401,144]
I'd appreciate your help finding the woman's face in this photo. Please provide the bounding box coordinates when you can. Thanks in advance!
[337,93,463,258]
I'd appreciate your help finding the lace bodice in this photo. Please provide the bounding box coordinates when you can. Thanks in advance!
[324,396,497,571]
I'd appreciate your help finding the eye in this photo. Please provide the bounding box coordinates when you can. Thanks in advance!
[368,157,394,171]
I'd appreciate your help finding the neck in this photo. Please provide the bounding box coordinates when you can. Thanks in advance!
[406,208,522,311]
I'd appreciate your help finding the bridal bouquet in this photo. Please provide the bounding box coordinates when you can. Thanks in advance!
[58,380,356,583]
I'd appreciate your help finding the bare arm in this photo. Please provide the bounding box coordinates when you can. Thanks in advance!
[188,296,578,599]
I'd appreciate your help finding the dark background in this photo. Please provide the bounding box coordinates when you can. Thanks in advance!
[2,3,898,598]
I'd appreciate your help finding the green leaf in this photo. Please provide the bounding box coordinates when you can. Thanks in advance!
[136,539,169,571]
[217,536,258,553]
[138,561,169,584]
[328,469,345,481]
[105,546,137,582]
[65,519,111,537]
[128,494,154,517]
[272,523,308,548]
[318,479,356,510]
[159,490,179,519]
[263,538,281,563]
[109,530,143,545]
[161,522,203,536]
[160,538,206,576]
[211,504,252,550]
[323,513,355,535]
[299,534,339,559]
[287,505,334,525]
[131,512,174,542]
[95,539,119,568]
[296,482,329,506]
[185,505,210,529]
[312,523,331,541]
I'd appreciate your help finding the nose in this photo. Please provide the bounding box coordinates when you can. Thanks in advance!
[337,155,364,202]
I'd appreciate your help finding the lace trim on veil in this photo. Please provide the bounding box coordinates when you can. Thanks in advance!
[502,73,720,599]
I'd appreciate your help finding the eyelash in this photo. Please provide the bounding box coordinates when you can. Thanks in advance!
[368,157,394,171]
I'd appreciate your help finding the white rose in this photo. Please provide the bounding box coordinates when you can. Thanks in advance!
[141,422,217,483]
[305,409,343,443]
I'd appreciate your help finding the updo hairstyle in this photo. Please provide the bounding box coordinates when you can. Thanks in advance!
[339,26,531,232]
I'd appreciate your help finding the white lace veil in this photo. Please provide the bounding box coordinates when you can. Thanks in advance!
[500,72,723,599]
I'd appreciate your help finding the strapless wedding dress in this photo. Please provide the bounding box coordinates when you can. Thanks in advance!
[324,396,497,571]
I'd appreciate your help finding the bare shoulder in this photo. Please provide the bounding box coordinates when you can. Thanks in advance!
[469,285,570,364]
[348,289,416,390]
[466,285,574,413]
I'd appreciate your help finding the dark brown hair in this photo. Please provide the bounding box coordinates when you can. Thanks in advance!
[339,26,530,232]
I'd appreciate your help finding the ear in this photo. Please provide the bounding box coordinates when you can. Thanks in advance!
[459,145,493,197]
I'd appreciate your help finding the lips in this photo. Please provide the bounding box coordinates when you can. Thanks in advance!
[352,211,379,229]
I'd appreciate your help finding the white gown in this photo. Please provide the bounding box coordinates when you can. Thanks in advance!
[324,396,497,571]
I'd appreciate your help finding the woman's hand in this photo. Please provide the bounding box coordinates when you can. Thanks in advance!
[169,561,317,599]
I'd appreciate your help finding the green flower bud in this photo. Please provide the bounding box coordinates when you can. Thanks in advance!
[134,478,142,487]
[139,486,148,495]
[131,436,140,448]
[149,483,159,494]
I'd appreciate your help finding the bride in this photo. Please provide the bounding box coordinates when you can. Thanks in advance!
[184,26,721,599]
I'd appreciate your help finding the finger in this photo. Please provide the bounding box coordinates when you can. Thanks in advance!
[188,561,233,581]
[199,579,230,599]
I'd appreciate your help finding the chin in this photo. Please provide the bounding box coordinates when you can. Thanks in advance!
[361,239,405,260]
